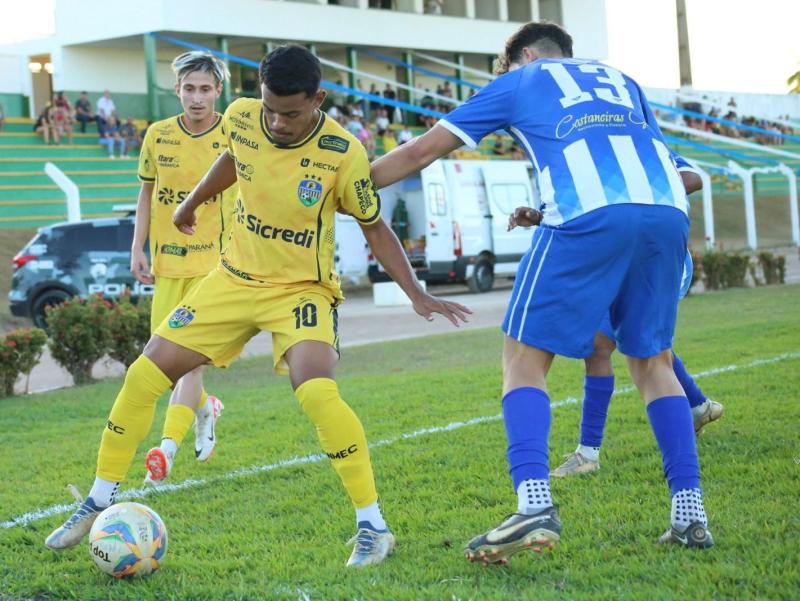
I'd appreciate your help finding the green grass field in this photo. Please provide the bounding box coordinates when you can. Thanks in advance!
[0,284,799,600]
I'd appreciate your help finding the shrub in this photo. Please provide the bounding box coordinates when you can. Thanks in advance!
[47,294,111,385]
[722,253,751,288]
[700,249,726,290]
[758,251,786,285]
[0,328,47,397]
[107,292,152,367]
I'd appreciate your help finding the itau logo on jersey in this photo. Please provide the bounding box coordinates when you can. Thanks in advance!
[168,305,195,328]
[297,174,323,207]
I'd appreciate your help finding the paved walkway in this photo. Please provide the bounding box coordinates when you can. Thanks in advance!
[12,245,800,395]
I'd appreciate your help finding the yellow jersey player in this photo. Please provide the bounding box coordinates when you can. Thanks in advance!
[130,51,235,484]
[45,45,470,567]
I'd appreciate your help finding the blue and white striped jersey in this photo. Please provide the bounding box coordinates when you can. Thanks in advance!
[440,58,690,226]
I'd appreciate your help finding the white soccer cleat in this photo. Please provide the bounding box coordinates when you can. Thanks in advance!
[346,522,395,567]
[45,496,106,550]
[195,395,224,461]
[144,447,174,484]
[693,399,724,435]
[552,451,599,478]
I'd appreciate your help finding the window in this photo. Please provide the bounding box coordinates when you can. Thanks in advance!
[428,183,447,215]
[491,183,530,214]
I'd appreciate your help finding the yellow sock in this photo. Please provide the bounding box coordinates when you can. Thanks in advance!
[161,404,196,446]
[295,378,378,508]
[197,388,208,409]
[96,355,172,481]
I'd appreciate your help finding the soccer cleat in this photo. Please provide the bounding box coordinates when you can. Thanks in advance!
[552,451,599,478]
[346,522,396,567]
[658,522,714,549]
[44,496,106,550]
[144,447,173,484]
[693,400,724,435]
[465,506,561,565]
[195,395,224,461]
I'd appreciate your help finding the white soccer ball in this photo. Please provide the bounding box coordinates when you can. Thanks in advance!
[88,502,168,578]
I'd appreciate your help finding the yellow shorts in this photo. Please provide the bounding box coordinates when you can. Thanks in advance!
[153,267,340,374]
[150,275,207,333]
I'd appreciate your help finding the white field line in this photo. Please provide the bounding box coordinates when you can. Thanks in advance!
[3,351,798,530]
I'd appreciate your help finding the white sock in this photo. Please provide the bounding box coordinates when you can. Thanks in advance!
[88,476,119,508]
[355,501,387,531]
[517,479,553,515]
[691,401,709,419]
[671,488,708,530]
[576,444,600,462]
[160,438,178,458]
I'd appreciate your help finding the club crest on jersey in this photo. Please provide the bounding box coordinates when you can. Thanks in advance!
[168,305,195,329]
[297,174,323,207]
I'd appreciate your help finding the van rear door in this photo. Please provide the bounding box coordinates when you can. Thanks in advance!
[420,161,454,267]
[481,161,534,266]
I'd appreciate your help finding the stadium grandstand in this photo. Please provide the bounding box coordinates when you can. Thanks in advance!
[0,0,798,250]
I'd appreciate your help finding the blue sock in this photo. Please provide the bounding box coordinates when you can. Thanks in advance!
[672,353,707,408]
[647,396,701,495]
[503,387,551,489]
[579,375,615,448]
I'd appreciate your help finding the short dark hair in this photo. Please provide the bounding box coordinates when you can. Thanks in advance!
[495,21,573,74]
[259,44,321,97]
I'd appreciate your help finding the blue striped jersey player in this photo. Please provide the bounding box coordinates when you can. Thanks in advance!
[371,21,714,562]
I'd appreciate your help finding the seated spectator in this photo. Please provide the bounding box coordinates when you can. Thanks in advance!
[119,117,139,155]
[327,103,341,121]
[492,134,507,156]
[96,90,116,133]
[332,80,347,108]
[34,104,54,145]
[355,118,375,158]
[382,83,396,106]
[425,0,443,14]
[375,108,390,132]
[0,101,5,132]
[74,91,95,133]
[51,103,73,145]
[54,91,72,113]
[99,114,125,158]
[396,123,413,145]
[380,127,397,155]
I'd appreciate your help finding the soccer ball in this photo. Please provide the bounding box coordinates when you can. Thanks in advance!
[88,502,168,578]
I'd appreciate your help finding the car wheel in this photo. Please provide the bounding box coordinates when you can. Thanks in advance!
[468,257,494,293]
[31,289,71,330]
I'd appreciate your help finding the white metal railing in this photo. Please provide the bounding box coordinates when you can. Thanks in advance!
[44,162,80,222]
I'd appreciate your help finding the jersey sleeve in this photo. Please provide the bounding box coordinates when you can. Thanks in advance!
[438,69,522,149]
[337,146,382,225]
[137,128,156,182]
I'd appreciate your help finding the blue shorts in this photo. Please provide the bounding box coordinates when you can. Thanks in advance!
[598,252,693,341]
[502,204,689,359]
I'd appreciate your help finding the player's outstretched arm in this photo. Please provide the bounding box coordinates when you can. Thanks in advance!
[173,152,237,235]
[371,124,464,189]
[360,219,472,327]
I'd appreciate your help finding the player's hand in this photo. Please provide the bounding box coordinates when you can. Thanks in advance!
[173,201,197,235]
[412,292,472,327]
[129,248,153,284]
[507,206,542,231]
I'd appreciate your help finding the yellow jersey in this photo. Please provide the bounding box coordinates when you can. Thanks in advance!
[138,114,237,278]
[220,98,381,299]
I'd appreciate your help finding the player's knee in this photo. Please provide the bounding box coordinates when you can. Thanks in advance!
[625,350,673,383]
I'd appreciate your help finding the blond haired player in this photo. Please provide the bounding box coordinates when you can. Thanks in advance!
[131,51,233,484]
[46,45,470,567]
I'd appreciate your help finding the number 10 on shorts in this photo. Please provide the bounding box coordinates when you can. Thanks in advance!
[293,303,318,329]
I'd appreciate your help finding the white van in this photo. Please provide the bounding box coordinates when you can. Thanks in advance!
[359,159,537,292]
